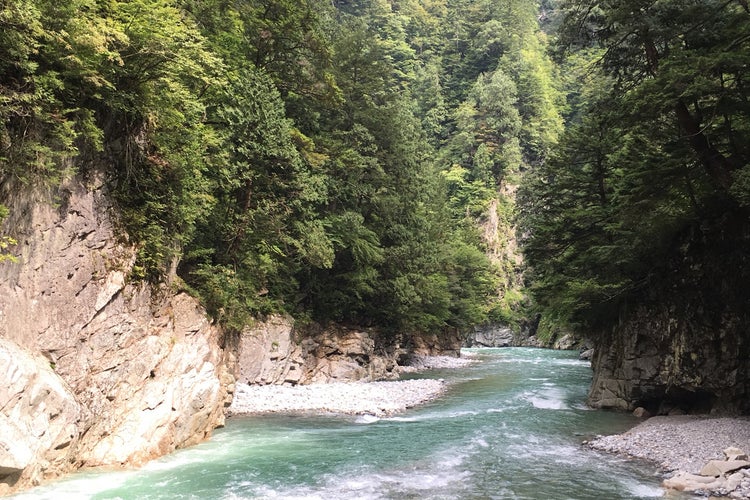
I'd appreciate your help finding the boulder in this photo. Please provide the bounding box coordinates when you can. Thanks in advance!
[236,315,304,385]
[523,335,545,348]
[663,471,721,492]
[553,333,577,350]
[632,407,651,418]
[74,292,231,467]
[724,447,749,461]
[410,330,462,358]
[664,470,748,496]
[699,460,750,477]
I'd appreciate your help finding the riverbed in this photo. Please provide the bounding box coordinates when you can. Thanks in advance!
[12,348,689,499]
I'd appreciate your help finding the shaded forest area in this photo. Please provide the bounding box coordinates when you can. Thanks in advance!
[1,0,748,345]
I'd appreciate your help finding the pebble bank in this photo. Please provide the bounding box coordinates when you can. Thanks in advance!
[589,415,750,498]
[228,355,474,417]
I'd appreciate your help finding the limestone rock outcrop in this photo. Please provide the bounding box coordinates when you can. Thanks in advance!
[465,325,515,347]
[0,178,232,494]
[408,330,462,358]
[0,341,80,491]
[236,317,400,385]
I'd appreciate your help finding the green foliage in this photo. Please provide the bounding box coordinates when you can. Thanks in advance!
[497,32,564,164]
[423,2,565,334]
[1,0,565,339]
[444,69,523,186]
[179,66,332,326]
[0,0,78,183]
[99,0,224,281]
[522,0,750,331]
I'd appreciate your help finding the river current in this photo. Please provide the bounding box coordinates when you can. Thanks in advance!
[15,348,681,499]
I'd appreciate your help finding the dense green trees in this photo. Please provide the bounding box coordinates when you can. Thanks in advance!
[13,0,735,344]
[521,0,750,330]
[6,0,553,338]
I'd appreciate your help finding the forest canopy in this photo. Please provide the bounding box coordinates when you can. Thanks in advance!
[0,0,559,336]
[521,0,750,330]
[1,0,746,340]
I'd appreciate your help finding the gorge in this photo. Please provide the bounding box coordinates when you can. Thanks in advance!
[1,0,749,496]
[0,175,468,493]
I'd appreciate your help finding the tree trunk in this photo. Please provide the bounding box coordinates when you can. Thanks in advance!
[675,99,734,191]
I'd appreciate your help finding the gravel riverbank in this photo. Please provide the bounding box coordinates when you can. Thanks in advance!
[228,354,474,417]
[589,415,750,473]
[589,415,750,497]
[228,379,448,417]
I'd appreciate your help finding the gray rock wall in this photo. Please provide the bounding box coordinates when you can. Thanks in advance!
[464,323,583,351]
[588,218,750,415]
[588,302,750,414]
[0,177,232,494]
[465,325,515,347]
[236,317,400,385]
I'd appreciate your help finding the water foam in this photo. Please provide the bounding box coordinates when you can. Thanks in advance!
[354,414,380,424]
[233,456,473,500]
[523,387,570,410]
[621,480,666,498]
[9,471,133,500]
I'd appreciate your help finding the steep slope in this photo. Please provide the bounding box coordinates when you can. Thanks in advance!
[0,177,233,494]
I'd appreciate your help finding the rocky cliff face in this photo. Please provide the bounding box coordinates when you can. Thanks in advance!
[0,177,233,494]
[235,316,400,385]
[234,318,463,386]
[464,325,516,347]
[588,215,750,415]
[588,302,750,414]
[463,321,581,350]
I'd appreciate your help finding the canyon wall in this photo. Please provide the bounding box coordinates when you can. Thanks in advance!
[588,216,750,415]
[235,316,400,385]
[0,176,465,495]
[234,317,462,387]
[0,177,233,494]
[588,302,750,415]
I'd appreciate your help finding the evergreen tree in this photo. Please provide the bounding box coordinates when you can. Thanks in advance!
[0,0,557,339]
[522,0,750,330]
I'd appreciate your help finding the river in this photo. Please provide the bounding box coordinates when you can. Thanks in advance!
[13,348,686,499]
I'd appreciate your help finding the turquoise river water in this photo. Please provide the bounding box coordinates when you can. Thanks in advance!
[14,348,687,499]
